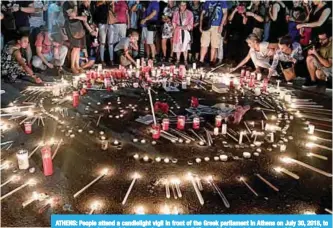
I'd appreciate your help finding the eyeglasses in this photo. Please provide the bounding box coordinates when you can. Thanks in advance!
[318,37,328,41]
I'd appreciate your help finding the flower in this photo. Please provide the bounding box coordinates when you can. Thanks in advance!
[154,102,169,114]
[191,97,199,108]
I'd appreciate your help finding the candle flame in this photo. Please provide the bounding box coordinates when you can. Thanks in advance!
[306,142,315,148]
[90,201,101,210]
[135,205,145,214]
[280,157,293,164]
[308,135,317,141]
[133,172,141,179]
[307,153,313,157]
[206,175,213,182]
[274,167,282,172]
[101,168,109,175]
[27,179,37,186]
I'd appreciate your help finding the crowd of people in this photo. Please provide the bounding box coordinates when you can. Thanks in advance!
[0,0,332,89]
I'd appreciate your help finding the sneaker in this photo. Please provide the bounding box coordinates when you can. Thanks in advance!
[302,80,317,88]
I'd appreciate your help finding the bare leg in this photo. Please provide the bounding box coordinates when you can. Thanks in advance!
[162,38,167,57]
[183,51,188,63]
[81,60,95,69]
[176,52,180,63]
[306,55,317,81]
[315,69,326,81]
[150,44,156,59]
[210,47,216,62]
[200,47,208,62]
[71,48,79,73]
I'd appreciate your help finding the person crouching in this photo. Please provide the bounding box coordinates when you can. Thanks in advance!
[114,31,139,67]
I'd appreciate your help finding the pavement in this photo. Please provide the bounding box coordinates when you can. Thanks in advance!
[0,66,332,227]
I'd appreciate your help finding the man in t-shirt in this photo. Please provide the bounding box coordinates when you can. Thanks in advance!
[199,0,228,66]
[230,33,278,73]
[304,30,332,87]
[140,0,159,62]
[32,28,68,76]
[114,31,139,66]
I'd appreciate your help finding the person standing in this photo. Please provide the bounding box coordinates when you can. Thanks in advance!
[114,0,129,42]
[172,1,193,65]
[94,1,108,66]
[128,0,142,30]
[268,0,288,43]
[63,1,86,74]
[189,0,202,63]
[296,0,331,41]
[140,0,159,62]
[199,0,228,67]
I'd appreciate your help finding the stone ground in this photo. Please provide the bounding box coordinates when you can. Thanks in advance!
[0,66,332,227]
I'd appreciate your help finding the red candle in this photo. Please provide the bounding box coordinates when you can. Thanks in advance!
[177,116,186,130]
[41,146,53,176]
[152,124,161,139]
[162,118,169,131]
[72,91,79,108]
[192,117,200,129]
[24,122,32,134]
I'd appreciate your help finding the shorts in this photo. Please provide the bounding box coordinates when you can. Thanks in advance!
[162,23,173,39]
[141,27,155,45]
[313,57,332,78]
[201,26,221,49]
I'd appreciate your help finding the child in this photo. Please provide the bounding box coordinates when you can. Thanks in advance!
[80,36,98,69]
[114,31,139,66]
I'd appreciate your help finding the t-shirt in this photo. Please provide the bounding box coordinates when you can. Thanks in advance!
[79,4,93,25]
[319,38,332,60]
[190,3,202,25]
[249,41,270,60]
[202,0,227,27]
[14,1,33,28]
[35,32,52,54]
[142,1,159,27]
[114,1,128,24]
[29,0,45,28]
[114,37,130,52]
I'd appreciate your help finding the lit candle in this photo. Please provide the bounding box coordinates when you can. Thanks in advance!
[165,179,170,199]
[22,191,39,208]
[195,177,203,191]
[306,142,332,151]
[187,173,204,205]
[239,177,258,196]
[206,176,230,208]
[171,178,182,198]
[89,201,101,214]
[0,175,20,188]
[308,124,315,134]
[280,157,332,177]
[274,167,299,180]
[307,153,327,161]
[122,172,141,205]
[0,179,36,201]
[28,141,44,158]
[134,205,145,214]
[73,168,108,198]
[52,138,63,160]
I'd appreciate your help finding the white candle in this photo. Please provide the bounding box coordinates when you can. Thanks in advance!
[195,177,203,191]
[284,94,291,103]
[0,175,20,188]
[307,153,327,160]
[22,191,39,208]
[255,174,279,192]
[239,131,245,144]
[122,173,140,205]
[165,180,170,199]
[274,167,299,180]
[280,144,286,152]
[306,142,332,151]
[308,124,315,134]
[281,157,332,177]
[221,122,227,135]
[239,177,258,196]
[206,176,230,208]
[254,87,261,96]
[0,179,36,201]
[213,127,219,135]
[73,169,108,198]
[188,173,204,205]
